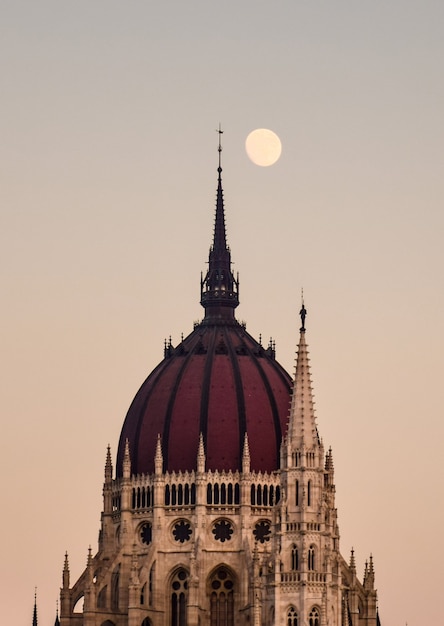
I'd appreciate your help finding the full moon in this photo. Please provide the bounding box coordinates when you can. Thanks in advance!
[245,128,282,167]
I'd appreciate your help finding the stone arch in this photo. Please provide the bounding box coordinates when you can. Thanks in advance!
[141,619,152,626]
[168,565,189,626]
[207,565,236,626]
[308,606,320,626]
[72,595,84,613]
[286,605,299,626]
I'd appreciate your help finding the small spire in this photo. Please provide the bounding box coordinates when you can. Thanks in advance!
[349,547,356,571]
[242,432,251,473]
[155,434,163,474]
[105,445,112,482]
[54,599,60,626]
[197,433,206,472]
[63,552,70,589]
[123,439,131,479]
[87,545,93,567]
[300,289,307,332]
[287,303,319,450]
[364,554,375,590]
[33,588,38,626]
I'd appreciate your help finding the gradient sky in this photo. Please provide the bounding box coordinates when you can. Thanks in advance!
[1,2,443,625]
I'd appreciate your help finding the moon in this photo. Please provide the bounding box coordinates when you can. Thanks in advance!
[245,128,282,167]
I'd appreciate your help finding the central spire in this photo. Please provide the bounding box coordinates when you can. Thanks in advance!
[200,128,239,321]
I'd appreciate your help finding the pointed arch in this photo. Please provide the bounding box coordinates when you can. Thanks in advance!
[72,595,84,613]
[141,619,153,626]
[207,565,236,626]
[308,545,316,571]
[291,545,299,571]
[308,606,320,626]
[97,585,107,608]
[287,606,298,626]
[170,567,189,626]
[111,564,120,610]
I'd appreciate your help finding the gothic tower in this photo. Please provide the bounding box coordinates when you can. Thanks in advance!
[60,140,380,626]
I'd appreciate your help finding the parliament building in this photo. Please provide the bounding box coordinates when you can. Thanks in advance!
[59,143,381,626]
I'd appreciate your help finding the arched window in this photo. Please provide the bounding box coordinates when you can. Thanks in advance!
[214,483,220,505]
[165,485,171,506]
[307,480,312,506]
[287,606,298,626]
[295,480,299,506]
[309,607,320,626]
[291,545,299,571]
[111,565,120,610]
[171,569,188,626]
[250,484,256,505]
[207,483,212,504]
[97,585,107,608]
[221,483,226,504]
[140,582,146,605]
[209,567,234,626]
[141,619,152,626]
[234,483,240,504]
[308,546,316,571]
[149,561,156,607]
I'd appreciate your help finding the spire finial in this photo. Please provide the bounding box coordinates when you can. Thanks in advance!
[33,588,38,626]
[200,127,239,318]
[300,289,307,332]
[216,124,223,173]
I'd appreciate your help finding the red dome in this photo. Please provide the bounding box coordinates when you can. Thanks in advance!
[117,156,292,475]
[117,319,292,475]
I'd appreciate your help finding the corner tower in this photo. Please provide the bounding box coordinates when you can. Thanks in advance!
[60,139,381,626]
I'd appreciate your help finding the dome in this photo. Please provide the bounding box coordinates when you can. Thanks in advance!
[117,152,292,475]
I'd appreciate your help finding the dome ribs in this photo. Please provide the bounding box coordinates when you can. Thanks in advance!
[161,338,201,472]
[117,357,171,476]
[242,342,283,470]
[198,326,217,448]
[223,326,247,470]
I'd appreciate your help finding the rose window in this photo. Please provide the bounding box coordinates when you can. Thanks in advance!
[253,521,271,543]
[212,519,233,542]
[172,520,192,543]
[140,522,152,545]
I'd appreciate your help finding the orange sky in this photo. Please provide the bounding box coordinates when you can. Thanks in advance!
[1,2,443,625]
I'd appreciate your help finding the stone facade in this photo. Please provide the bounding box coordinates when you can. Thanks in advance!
[60,328,378,626]
[59,151,380,626]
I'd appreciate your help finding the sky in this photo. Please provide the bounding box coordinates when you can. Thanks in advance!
[1,1,443,624]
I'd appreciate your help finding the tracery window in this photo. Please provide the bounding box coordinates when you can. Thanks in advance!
[309,607,320,626]
[291,545,299,571]
[287,606,298,626]
[308,546,316,571]
[209,567,234,626]
[171,569,188,626]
